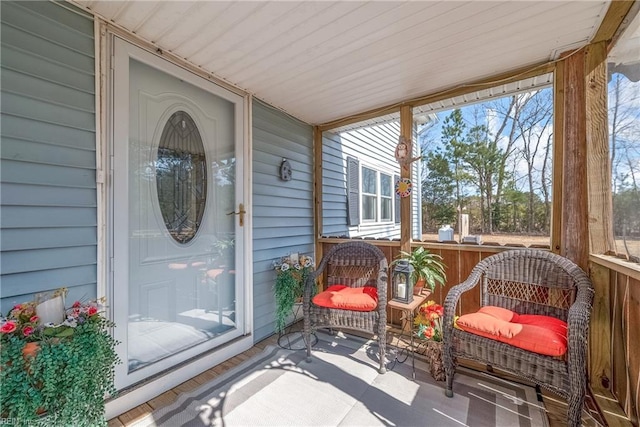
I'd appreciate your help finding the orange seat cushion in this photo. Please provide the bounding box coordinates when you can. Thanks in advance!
[312,285,378,312]
[456,306,568,357]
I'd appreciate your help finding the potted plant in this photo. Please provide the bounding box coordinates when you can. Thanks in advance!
[392,246,446,295]
[414,300,446,380]
[273,254,314,334]
[0,289,120,427]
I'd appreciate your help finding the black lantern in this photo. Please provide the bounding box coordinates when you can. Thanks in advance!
[392,260,413,304]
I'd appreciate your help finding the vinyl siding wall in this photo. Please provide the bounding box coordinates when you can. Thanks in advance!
[0,1,96,314]
[252,100,314,341]
[322,122,421,239]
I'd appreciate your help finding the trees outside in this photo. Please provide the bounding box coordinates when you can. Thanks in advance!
[419,87,553,238]
[609,72,640,258]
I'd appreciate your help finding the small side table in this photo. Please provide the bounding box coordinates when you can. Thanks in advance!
[388,292,429,379]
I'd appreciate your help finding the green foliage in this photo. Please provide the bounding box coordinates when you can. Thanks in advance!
[273,255,315,334]
[274,271,303,334]
[422,152,457,229]
[0,317,120,426]
[392,247,447,292]
[421,89,556,237]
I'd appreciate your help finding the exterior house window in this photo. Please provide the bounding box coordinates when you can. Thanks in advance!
[362,166,378,221]
[381,173,393,221]
[347,156,395,226]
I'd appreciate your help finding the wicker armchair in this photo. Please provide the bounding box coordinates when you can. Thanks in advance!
[303,241,388,373]
[443,249,594,427]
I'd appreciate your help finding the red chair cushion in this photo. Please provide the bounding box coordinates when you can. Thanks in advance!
[456,306,568,357]
[312,285,378,311]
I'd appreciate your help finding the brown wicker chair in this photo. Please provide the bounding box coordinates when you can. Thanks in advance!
[303,241,388,373]
[443,249,594,427]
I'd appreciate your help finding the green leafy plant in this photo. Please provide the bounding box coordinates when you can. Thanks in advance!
[392,246,447,292]
[0,291,120,427]
[273,255,314,334]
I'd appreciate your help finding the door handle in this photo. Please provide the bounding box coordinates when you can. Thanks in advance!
[227,203,246,227]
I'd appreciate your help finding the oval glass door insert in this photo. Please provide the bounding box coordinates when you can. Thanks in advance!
[155,111,207,244]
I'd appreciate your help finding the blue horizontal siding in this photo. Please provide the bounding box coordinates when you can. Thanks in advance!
[1,137,96,169]
[1,183,96,207]
[0,1,96,315]
[1,91,95,130]
[1,114,96,150]
[2,246,97,275]
[1,227,96,251]
[1,68,94,112]
[2,44,95,93]
[321,122,420,240]
[1,265,97,299]
[252,100,313,341]
[1,159,96,187]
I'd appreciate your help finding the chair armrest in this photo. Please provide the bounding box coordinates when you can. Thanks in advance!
[566,274,594,351]
[443,267,484,339]
[303,269,320,304]
[376,259,388,315]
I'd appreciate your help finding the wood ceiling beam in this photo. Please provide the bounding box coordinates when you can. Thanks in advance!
[591,0,636,45]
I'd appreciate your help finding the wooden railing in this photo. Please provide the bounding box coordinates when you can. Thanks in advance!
[589,255,639,425]
[318,238,637,424]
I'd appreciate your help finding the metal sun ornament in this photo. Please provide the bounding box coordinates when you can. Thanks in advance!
[395,178,412,198]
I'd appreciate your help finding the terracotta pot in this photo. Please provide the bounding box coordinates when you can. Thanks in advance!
[413,278,426,295]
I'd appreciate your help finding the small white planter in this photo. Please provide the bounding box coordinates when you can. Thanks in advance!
[36,295,65,325]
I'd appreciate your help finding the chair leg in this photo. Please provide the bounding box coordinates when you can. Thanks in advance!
[378,326,386,374]
[444,342,454,397]
[566,391,584,427]
[304,311,312,363]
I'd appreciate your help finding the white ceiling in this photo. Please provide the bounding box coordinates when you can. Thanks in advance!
[75,1,611,126]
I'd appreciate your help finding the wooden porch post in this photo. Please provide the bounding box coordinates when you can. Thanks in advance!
[551,61,564,255]
[560,49,589,270]
[400,105,413,254]
[586,43,615,255]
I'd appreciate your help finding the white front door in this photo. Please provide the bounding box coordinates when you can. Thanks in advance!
[111,38,247,389]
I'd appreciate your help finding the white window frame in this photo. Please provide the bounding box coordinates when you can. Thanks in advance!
[360,163,394,225]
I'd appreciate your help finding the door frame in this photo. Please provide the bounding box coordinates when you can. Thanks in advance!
[104,33,253,418]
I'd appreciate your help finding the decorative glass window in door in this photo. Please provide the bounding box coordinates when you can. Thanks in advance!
[155,111,207,244]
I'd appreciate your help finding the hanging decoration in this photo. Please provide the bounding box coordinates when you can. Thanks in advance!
[395,178,413,198]
[279,158,292,181]
[394,135,421,170]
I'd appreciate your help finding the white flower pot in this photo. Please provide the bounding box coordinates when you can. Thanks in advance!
[36,295,65,325]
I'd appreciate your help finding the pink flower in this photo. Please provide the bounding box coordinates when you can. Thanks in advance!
[22,326,34,337]
[13,304,22,310]
[72,301,81,308]
[87,306,98,316]
[1,321,17,334]
[29,316,39,323]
